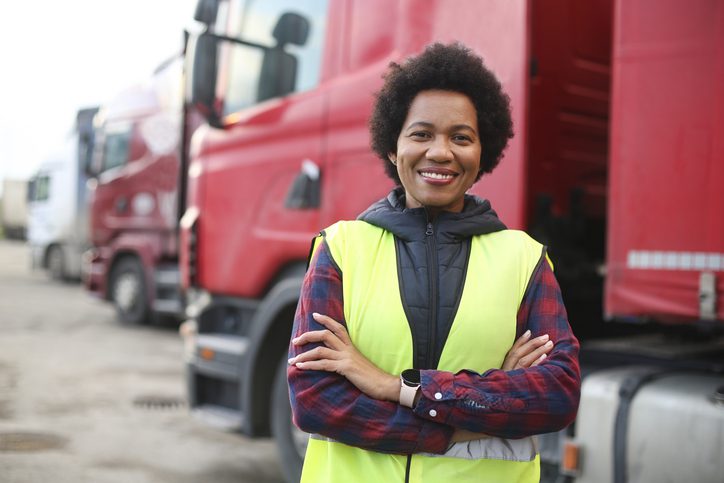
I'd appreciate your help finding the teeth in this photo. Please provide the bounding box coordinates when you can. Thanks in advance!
[420,172,454,180]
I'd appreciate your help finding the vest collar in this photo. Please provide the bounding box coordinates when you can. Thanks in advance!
[358,187,507,242]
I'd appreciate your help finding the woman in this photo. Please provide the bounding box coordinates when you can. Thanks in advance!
[287,43,580,482]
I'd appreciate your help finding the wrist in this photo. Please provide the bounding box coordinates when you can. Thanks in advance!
[399,369,421,408]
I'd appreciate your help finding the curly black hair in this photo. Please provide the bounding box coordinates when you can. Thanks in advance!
[369,42,514,184]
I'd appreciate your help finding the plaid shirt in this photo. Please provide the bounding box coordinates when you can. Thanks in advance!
[288,238,580,455]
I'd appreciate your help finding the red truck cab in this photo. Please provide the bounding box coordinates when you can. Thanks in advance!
[84,57,184,324]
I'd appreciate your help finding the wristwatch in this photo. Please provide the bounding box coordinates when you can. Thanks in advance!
[399,369,421,408]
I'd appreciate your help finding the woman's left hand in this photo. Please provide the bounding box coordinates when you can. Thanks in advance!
[290,313,400,402]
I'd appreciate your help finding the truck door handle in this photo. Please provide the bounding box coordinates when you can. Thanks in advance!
[285,159,321,209]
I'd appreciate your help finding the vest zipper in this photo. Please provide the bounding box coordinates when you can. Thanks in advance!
[407,218,437,483]
[425,220,438,371]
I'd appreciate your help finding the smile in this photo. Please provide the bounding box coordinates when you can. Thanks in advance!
[419,171,457,180]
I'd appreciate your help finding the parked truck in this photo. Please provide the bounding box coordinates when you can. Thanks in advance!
[179,0,723,482]
[27,108,98,280]
[1,179,29,240]
[83,57,186,324]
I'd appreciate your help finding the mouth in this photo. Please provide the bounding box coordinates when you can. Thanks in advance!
[418,168,459,184]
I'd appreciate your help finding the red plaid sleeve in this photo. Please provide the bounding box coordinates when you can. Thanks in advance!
[287,240,454,454]
[413,256,581,438]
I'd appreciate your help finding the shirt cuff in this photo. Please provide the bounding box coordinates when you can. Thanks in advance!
[413,370,456,425]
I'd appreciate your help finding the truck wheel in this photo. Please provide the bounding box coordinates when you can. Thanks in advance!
[47,245,65,281]
[109,257,150,325]
[271,356,306,483]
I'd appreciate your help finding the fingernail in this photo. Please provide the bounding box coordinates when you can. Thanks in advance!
[539,353,547,361]
[288,357,295,364]
[312,312,320,318]
[545,340,553,348]
[523,330,531,338]
[292,337,299,344]
[540,334,549,341]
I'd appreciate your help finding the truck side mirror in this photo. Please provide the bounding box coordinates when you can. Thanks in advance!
[194,0,219,25]
[189,32,221,127]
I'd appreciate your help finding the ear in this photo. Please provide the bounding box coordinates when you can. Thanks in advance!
[388,153,397,166]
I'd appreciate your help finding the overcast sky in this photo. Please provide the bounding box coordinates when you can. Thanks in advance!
[0,0,197,189]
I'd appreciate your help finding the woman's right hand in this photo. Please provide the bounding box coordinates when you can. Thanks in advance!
[502,330,554,371]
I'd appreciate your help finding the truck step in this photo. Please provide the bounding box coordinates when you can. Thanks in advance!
[192,404,245,431]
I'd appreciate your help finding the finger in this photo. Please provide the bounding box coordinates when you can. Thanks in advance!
[292,329,345,350]
[515,333,550,356]
[509,330,532,351]
[294,359,339,372]
[289,346,339,364]
[313,313,351,344]
[530,353,547,367]
[504,333,547,366]
[518,340,554,368]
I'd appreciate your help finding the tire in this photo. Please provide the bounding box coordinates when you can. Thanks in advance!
[109,257,150,325]
[271,356,306,483]
[47,245,65,281]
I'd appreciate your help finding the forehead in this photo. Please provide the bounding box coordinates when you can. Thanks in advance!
[404,90,478,129]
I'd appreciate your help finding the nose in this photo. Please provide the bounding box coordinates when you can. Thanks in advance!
[425,136,454,163]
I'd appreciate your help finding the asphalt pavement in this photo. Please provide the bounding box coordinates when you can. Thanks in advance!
[0,239,284,483]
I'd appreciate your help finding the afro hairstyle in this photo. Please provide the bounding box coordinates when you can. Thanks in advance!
[369,42,514,184]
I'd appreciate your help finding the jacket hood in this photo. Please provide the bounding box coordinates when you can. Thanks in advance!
[358,187,507,242]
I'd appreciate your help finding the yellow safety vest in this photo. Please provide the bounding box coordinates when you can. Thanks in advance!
[301,220,544,483]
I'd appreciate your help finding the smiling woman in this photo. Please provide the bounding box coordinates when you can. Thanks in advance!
[287,43,580,483]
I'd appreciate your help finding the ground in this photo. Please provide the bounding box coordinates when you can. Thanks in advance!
[0,239,284,483]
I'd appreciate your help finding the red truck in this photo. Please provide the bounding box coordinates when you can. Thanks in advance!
[180,0,724,482]
[83,57,186,324]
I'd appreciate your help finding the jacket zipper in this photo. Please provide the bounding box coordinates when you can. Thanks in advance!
[425,220,438,371]
[406,219,438,483]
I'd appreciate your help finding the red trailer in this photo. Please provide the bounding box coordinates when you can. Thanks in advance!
[180,1,723,481]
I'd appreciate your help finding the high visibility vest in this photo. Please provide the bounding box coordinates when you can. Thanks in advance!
[301,220,544,483]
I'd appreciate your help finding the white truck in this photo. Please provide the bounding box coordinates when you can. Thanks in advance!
[1,179,29,240]
[27,108,98,280]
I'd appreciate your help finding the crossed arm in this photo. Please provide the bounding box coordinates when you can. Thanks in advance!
[287,242,580,454]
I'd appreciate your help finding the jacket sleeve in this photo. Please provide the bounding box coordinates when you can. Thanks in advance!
[412,257,581,438]
[287,241,454,454]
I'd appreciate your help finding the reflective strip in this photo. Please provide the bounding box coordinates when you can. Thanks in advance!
[421,436,538,462]
[311,434,538,463]
[627,251,724,271]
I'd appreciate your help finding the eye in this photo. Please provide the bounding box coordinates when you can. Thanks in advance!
[410,131,431,140]
[452,134,473,143]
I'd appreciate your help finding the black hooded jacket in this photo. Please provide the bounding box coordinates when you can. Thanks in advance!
[357,187,507,370]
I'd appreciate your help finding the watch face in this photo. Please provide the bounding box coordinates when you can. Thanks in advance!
[402,369,421,386]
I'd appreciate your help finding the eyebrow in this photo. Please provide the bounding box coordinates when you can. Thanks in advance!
[405,121,478,134]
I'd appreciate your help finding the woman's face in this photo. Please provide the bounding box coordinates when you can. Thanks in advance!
[390,90,481,216]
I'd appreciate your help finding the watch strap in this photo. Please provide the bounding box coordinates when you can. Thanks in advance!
[399,376,420,408]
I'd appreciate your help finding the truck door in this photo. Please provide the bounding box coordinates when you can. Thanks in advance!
[605,0,724,322]
[195,0,331,296]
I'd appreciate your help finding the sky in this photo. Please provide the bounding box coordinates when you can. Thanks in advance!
[0,0,198,191]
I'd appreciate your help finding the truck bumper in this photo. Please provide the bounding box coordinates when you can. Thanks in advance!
[181,314,251,432]
[82,248,108,298]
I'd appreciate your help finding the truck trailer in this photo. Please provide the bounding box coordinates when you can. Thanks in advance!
[179,0,724,482]
[27,108,98,280]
